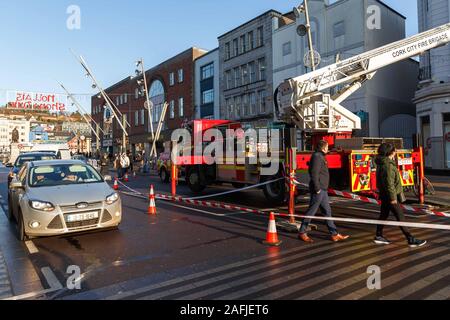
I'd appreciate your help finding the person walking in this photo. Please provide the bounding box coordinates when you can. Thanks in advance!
[100,152,110,177]
[120,152,130,177]
[114,154,122,179]
[374,143,427,248]
[299,140,350,243]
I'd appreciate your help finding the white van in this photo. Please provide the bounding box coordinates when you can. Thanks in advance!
[31,144,72,160]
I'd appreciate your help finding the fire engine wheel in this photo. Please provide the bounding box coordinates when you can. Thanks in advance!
[160,168,169,183]
[262,176,286,205]
[186,168,206,193]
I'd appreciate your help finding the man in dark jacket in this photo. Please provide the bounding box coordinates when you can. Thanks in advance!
[299,140,350,243]
[375,143,426,248]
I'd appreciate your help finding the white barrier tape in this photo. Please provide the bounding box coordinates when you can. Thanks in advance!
[275,212,450,231]
[183,177,285,200]
[116,180,147,197]
[118,187,449,231]
[291,177,450,218]
[122,189,449,231]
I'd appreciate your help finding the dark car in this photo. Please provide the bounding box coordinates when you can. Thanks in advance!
[71,154,88,163]
[8,152,57,187]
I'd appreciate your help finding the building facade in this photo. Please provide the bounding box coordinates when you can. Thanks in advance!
[91,48,207,156]
[194,48,220,119]
[218,10,294,129]
[273,0,419,147]
[62,121,91,136]
[414,0,450,170]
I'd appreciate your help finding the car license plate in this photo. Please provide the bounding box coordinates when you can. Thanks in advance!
[65,211,99,223]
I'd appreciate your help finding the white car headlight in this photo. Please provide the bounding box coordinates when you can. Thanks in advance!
[106,193,119,205]
[29,200,55,212]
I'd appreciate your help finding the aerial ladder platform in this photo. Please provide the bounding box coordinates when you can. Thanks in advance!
[275,23,450,134]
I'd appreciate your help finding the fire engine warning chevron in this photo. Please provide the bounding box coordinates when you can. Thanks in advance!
[2,0,450,312]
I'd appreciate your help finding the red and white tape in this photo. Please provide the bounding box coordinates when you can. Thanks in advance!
[292,179,450,218]
[157,194,266,215]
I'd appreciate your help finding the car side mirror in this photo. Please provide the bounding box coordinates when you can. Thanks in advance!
[5,163,13,168]
[10,180,24,189]
[104,175,112,182]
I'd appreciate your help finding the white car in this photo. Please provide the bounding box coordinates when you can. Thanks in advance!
[7,160,122,241]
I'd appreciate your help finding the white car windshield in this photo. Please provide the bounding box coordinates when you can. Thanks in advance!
[29,164,103,187]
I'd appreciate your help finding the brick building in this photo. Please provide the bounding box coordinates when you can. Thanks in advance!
[91,47,207,155]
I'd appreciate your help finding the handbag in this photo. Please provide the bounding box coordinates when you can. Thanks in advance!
[398,192,407,204]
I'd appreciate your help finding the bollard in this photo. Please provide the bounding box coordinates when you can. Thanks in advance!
[171,162,177,197]
[288,148,297,224]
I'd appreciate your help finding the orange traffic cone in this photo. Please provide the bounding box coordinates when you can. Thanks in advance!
[113,178,119,190]
[263,212,282,246]
[124,173,129,182]
[148,185,157,215]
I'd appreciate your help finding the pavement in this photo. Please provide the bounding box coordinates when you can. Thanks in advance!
[424,175,450,208]
[0,164,449,300]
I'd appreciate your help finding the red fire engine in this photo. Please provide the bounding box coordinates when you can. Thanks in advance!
[159,22,450,204]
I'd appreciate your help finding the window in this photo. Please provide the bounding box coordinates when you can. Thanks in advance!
[257,27,264,47]
[149,80,165,126]
[333,21,345,38]
[242,94,249,117]
[135,111,139,126]
[250,92,257,115]
[233,38,239,57]
[140,109,145,126]
[178,69,184,83]
[201,63,214,80]
[258,58,266,81]
[169,72,175,86]
[225,70,233,90]
[248,31,254,50]
[240,35,246,54]
[249,62,256,83]
[116,96,120,106]
[179,98,184,117]
[135,88,139,99]
[225,42,231,60]
[241,64,248,85]
[258,90,266,113]
[333,21,345,50]
[124,94,127,104]
[202,89,214,105]
[234,96,241,119]
[283,42,292,56]
[234,67,241,87]
[169,100,175,119]
[225,98,232,119]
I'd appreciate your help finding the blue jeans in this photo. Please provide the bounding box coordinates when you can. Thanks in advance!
[299,190,338,235]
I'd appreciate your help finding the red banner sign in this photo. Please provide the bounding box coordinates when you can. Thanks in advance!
[8,92,66,111]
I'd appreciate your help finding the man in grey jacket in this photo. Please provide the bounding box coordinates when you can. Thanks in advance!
[298,140,350,243]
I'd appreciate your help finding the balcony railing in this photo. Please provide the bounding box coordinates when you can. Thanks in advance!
[418,65,432,81]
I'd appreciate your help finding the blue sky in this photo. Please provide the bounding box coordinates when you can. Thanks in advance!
[0,0,418,111]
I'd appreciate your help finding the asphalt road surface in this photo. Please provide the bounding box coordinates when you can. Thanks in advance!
[0,167,449,300]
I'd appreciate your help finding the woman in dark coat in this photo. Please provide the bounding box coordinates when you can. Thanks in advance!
[374,143,427,248]
[100,153,110,176]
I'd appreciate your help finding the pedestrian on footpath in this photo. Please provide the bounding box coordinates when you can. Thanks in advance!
[100,152,110,177]
[114,154,122,179]
[120,152,130,177]
[299,140,350,243]
[374,143,427,248]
